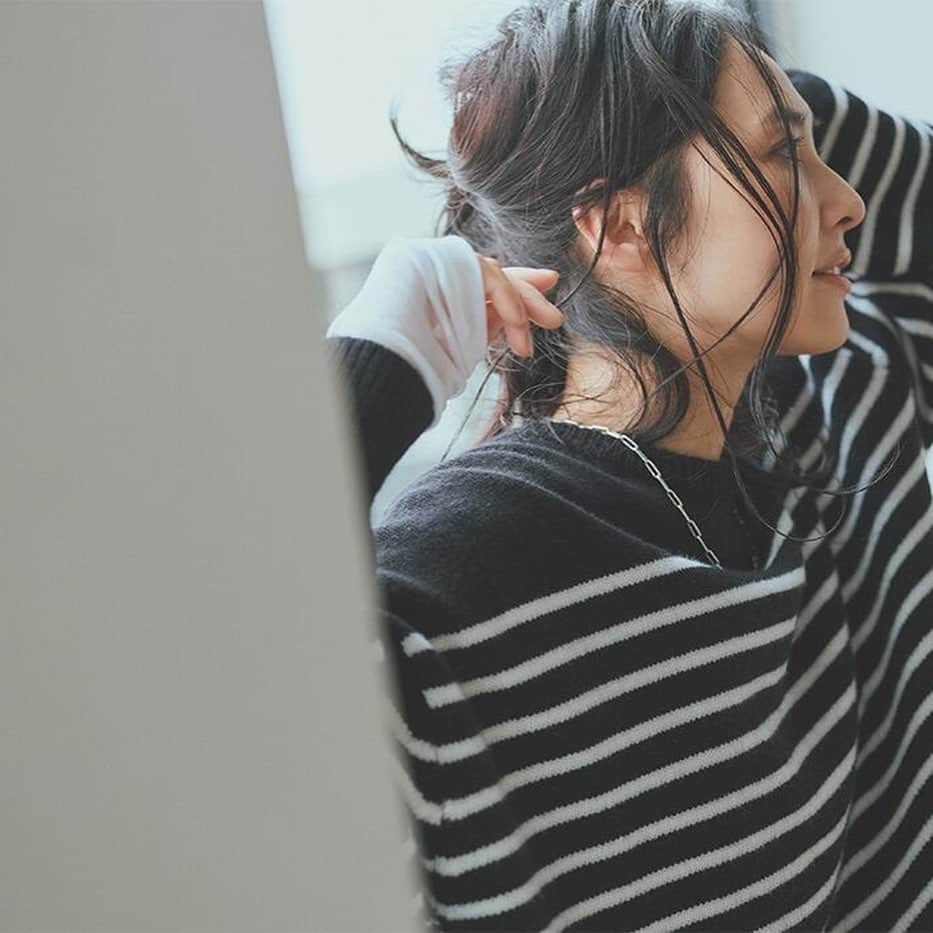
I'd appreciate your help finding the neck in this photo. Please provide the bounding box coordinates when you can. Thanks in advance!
[551,347,753,462]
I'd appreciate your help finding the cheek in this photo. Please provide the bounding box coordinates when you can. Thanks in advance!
[727,166,818,303]
[680,162,815,339]
[772,163,818,258]
[719,167,798,268]
[709,217,784,308]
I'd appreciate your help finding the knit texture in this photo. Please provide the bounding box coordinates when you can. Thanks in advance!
[325,69,933,931]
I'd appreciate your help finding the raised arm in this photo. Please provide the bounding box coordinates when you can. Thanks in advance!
[322,235,563,504]
[788,68,932,282]
[322,234,488,505]
[324,335,434,504]
[321,237,566,928]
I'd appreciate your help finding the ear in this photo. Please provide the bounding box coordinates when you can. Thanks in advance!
[571,180,652,275]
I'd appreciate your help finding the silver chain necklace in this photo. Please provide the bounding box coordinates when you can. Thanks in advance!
[547,417,723,568]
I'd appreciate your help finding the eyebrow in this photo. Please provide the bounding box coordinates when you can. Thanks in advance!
[761,105,813,131]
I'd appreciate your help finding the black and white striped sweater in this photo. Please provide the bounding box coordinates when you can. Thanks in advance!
[327,69,933,931]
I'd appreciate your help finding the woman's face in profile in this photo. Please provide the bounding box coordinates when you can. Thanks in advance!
[674,36,866,364]
[571,36,867,380]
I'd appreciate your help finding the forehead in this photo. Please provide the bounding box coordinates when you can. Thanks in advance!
[714,38,810,135]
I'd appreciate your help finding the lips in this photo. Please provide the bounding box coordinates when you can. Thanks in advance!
[812,269,853,293]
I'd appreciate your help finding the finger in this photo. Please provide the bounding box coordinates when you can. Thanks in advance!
[511,277,565,328]
[483,263,533,356]
[482,260,527,328]
[507,279,563,359]
[504,267,561,293]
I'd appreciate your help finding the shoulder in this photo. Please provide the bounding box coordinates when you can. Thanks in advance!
[374,423,610,538]
[374,438,547,557]
[371,432,622,634]
[370,443,542,637]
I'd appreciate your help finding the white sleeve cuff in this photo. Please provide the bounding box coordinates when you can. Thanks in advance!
[325,234,487,429]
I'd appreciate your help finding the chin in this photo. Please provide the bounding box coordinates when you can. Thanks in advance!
[778,297,850,356]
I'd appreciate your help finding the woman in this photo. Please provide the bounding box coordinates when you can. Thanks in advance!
[326,0,933,929]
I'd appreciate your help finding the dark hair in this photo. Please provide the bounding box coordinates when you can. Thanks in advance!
[388,0,898,547]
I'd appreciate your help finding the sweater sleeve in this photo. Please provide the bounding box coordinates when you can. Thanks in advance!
[789,70,933,451]
[371,466,558,932]
[376,602,554,932]
[323,334,550,928]
[323,335,434,504]
[788,69,932,283]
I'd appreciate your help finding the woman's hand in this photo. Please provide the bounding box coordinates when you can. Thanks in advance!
[325,235,565,429]
[476,254,565,357]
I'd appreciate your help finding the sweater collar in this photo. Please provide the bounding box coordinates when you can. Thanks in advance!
[513,417,778,493]
[499,417,807,578]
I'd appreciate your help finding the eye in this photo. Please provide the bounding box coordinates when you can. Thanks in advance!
[772,135,805,160]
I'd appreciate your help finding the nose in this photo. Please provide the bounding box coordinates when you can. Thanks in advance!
[831,171,866,237]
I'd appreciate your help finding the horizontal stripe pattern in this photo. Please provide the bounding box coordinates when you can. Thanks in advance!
[341,69,933,931]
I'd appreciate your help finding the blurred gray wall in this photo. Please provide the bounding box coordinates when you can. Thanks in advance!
[0,1,420,929]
